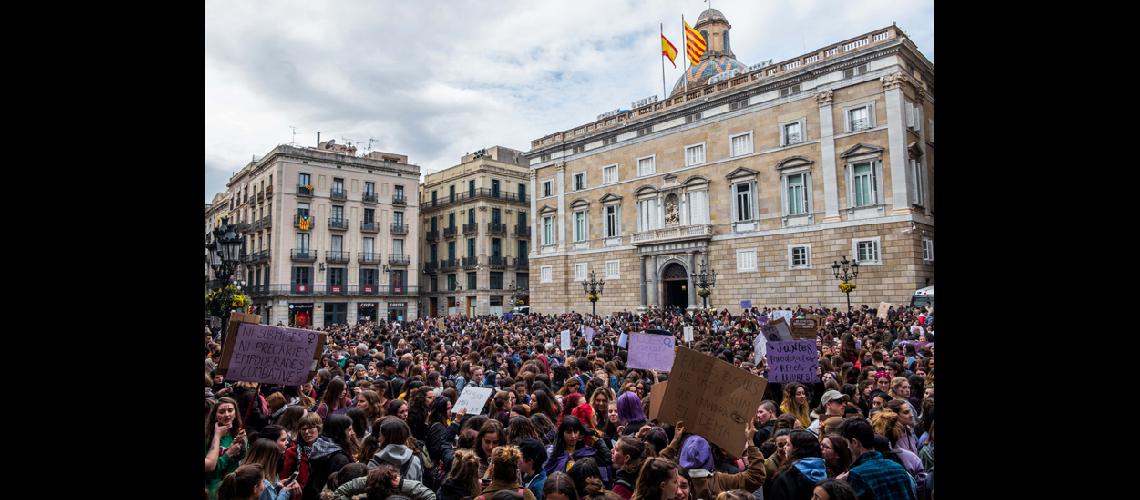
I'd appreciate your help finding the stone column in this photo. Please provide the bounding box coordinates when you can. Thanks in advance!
[648,255,659,307]
[914,89,931,216]
[817,90,841,222]
[686,252,698,310]
[529,171,538,255]
[883,72,913,214]
[639,254,648,310]
[556,164,567,251]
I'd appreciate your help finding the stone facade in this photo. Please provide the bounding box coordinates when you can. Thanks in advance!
[525,18,934,313]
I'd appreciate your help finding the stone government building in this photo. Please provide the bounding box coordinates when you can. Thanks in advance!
[523,9,935,314]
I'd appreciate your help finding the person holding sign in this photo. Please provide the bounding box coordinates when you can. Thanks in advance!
[658,420,770,500]
[427,397,466,475]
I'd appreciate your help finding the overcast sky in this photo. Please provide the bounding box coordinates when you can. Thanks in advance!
[205,0,933,203]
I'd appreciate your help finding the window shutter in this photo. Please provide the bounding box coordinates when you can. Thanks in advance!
[905,102,914,128]
[751,181,759,220]
[844,165,853,208]
[780,175,789,216]
[869,103,876,128]
[805,172,813,213]
[871,161,879,204]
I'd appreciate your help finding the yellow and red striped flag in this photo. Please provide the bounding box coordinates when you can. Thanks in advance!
[683,21,706,65]
[661,34,678,68]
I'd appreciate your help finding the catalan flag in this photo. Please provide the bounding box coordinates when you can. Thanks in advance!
[684,21,706,65]
[661,34,678,68]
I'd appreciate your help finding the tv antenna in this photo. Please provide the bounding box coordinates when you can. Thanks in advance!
[367,138,378,152]
[289,126,298,145]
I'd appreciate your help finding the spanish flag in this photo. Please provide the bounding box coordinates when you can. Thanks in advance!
[661,34,678,68]
[684,21,706,65]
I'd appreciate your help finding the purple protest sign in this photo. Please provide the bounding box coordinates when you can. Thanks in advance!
[765,340,819,384]
[627,332,676,372]
[222,323,323,385]
[741,299,752,309]
[758,314,769,325]
[584,326,596,343]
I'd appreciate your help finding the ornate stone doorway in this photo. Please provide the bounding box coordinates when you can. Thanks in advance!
[661,262,689,310]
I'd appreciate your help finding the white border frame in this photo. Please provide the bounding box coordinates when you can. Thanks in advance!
[788,244,812,270]
[729,131,755,157]
[605,260,620,279]
[684,141,707,167]
[636,154,657,177]
[736,248,758,273]
[852,236,882,265]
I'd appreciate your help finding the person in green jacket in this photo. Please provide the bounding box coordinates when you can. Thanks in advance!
[333,462,436,500]
[207,397,249,500]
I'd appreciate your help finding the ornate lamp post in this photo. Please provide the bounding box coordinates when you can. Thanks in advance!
[582,269,605,318]
[509,280,528,308]
[831,255,860,312]
[694,258,717,309]
[206,217,246,342]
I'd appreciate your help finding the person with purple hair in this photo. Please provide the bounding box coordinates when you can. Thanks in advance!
[615,391,647,436]
[659,421,770,500]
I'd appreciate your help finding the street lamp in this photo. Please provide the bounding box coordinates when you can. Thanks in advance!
[207,217,246,342]
[831,255,859,312]
[694,258,717,309]
[509,280,528,308]
[582,269,605,318]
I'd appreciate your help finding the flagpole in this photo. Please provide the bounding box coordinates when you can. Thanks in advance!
[660,23,668,100]
[682,14,689,95]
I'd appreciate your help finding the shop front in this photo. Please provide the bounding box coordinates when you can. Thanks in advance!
[388,302,407,321]
[357,302,378,324]
[288,303,314,328]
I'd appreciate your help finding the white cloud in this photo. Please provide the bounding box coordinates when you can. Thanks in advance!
[205,0,933,202]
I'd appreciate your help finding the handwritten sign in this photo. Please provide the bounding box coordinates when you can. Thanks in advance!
[741,299,752,309]
[453,386,494,415]
[753,333,767,363]
[656,346,768,456]
[878,302,891,320]
[790,316,819,339]
[627,332,676,372]
[561,330,572,350]
[218,322,326,386]
[649,380,668,419]
[766,340,819,384]
[771,310,793,324]
[683,326,694,342]
[761,317,793,342]
[618,332,628,348]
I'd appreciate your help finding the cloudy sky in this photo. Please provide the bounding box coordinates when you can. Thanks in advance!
[205,0,933,203]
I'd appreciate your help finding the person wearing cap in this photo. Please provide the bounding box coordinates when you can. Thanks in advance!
[808,390,848,437]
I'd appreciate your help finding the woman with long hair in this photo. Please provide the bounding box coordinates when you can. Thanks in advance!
[531,412,557,446]
[385,399,410,422]
[629,457,680,500]
[206,397,248,500]
[302,414,356,500]
[356,389,384,423]
[659,421,766,500]
[610,436,651,499]
[217,464,265,500]
[280,412,321,492]
[567,458,607,500]
[277,406,307,442]
[883,399,920,455]
[543,471,580,500]
[491,390,514,428]
[407,386,431,442]
[531,389,562,423]
[476,419,508,479]
[254,425,290,455]
[559,393,585,428]
[615,392,647,437]
[364,416,425,482]
[766,430,827,500]
[316,378,352,420]
[811,478,858,500]
[242,438,300,500]
[437,448,483,500]
[820,434,853,478]
[780,383,812,429]
[507,415,542,445]
[427,396,464,474]
[542,416,611,485]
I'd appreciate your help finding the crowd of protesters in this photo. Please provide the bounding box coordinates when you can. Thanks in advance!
[204,303,934,500]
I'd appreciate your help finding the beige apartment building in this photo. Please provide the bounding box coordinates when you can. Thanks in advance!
[525,10,934,315]
[209,141,422,326]
[418,147,531,317]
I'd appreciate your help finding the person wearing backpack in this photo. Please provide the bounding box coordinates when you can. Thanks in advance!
[479,445,537,500]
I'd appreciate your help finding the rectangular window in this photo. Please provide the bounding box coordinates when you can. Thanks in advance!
[467,238,475,258]
[923,238,934,262]
[490,295,503,306]
[447,241,456,260]
[448,213,456,229]
[854,238,881,264]
[575,263,587,281]
[737,249,757,272]
[491,238,502,258]
[541,153,551,162]
[603,165,618,184]
[430,216,437,232]
[363,237,374,256]
[328,267,345,286]
[543,216,554,246]
[492,208,502,225]
[296,233,310,252]
[429,243,437,262]
[638,199,658,231]
[331,205,344,222]
[574,211,587,242]
[467,272,477,290]
[449,185,456,202]
[573,144,585,154]
[491,180,500,197]
[848,105,871,131]
[543,180,554,197]
[853,162,877,207]
[790,245,810,269]
[735,183,753,222]
[292,266,311,285]
[448,274,457,290]
[467,209,475,226]
[393,211,404,225]
[637,156,655,176]
[685,144,705,166]
[394,184,404,197]
[365,182,375,195]
[296,202,310,218]
[518,240,528,260]
[685,112,702,123]
[393,239,404,256]
[364,208,375,224]
[360,268,377,287]
[330,235,343,253]
[490,272,503,289]
[518,183,526,199]
[573,172,586,191]
[730,132,753,157]
[729,100,746,111]
[541,266,553,283]
[469,180,475,196]
[605,205,619,238]
[603,136,616,146]
[786,173,808,215]
[332,177,344,194]
[299,173,311,186]
[782,122,803,146]
[606,260,620,279]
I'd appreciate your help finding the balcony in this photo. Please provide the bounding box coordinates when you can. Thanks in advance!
[426,230,440,243]
[294,214,315,230]
[514,225,531,237]
[443,227,458,239]
[390,223,408,235]
[489,255,507,269]
[389,254,410,266]
[361,221,380,233]
[326,250,350,264]
[291,249,317,262]
[392,193,407,206]
[357,283,380,295]
[440,259,459,272]
[250,249,270,264]
[488,222,507,235]
[420,188,531,212]
[462,223,478,235]
[253,215,272,231]
[362,192,377,204]
[359,252,381,265]
[462,256,480,269]
[423,261,438,274]
[297,185,313,197]
[328,218,349,231]
[326,283,347,295]
[631,224,715,245]
[330,189,347,201]
[514,256,529,269]
[249,284,269,297]
[292,283,313,294]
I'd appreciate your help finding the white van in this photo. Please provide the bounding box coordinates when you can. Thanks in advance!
[910,286,934,308]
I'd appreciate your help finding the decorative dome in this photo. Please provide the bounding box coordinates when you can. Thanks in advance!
[670,55,750,96]
[697,8,727,24]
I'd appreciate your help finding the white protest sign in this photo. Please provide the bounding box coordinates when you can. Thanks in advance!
[453,386,494,415]
[618,332,628,348]
[561,330,572,350]
[771,310,793,324]
[754,333,767,363]
[683,326,694,342]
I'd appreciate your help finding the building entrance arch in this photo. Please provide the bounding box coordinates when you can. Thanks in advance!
[660,262,689,311]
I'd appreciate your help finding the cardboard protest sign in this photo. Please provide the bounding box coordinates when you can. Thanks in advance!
[648,380,668,420]
[790,316,819,339]
[683,326,694,342]
[761,317,793,342]
[627,332,676,372]
[656,346,767,456]
[561,330,572,350]
[771,310,793,324]
[453,386,494,415]
[753,333,767,363]
[757,314,769,325]
[765,340,820,384]
[740,299,752,309]
[437,318,446,330]
[878,302,891,320]
[618,332,628,348]
[218,318,327,386]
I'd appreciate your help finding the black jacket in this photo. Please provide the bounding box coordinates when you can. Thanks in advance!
[437,478,474,500]
[427,421,459,473]
[303,437,351,500]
